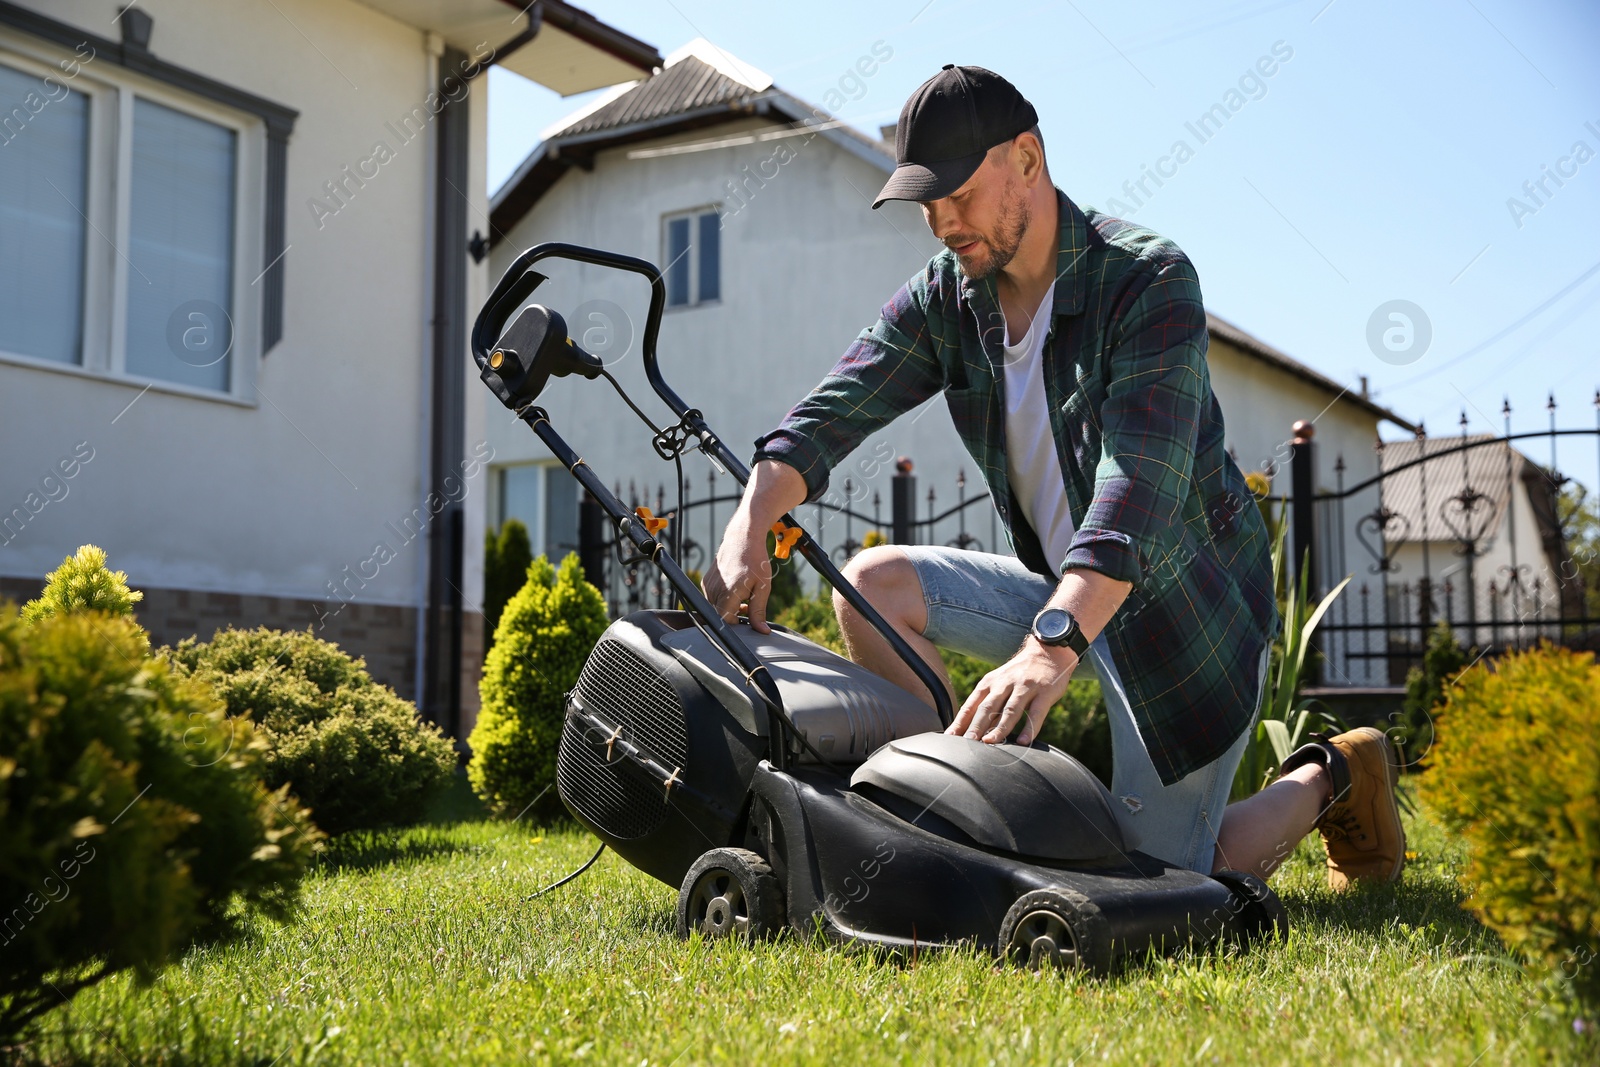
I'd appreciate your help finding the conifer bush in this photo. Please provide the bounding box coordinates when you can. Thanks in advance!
[0,606,318,1040]
[169,628,456,835]
[1420,645,1600,1014]
[483,518,533,651]
[20,544,143,624]
[469,554,608,818]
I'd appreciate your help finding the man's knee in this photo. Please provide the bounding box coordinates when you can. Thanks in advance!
[834,546,922,628]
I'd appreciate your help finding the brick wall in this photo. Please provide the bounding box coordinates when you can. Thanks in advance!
[0,576,482,732]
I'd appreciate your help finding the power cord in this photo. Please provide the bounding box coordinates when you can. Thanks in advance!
[525,842,607,901]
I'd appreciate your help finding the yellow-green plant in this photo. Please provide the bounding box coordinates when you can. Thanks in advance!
[21,545,142,624]
[1420,645,1599,1014]
[0,607,319,1040]
[468,554,608,819]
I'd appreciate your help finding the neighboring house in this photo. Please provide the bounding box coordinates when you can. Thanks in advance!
[485,41,1418,684]
[1376,433,1571,649]
[0,0,660,742]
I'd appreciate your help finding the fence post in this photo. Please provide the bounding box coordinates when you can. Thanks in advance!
[1290,420,1317,595]
[1289,420,1319,686]
[892,456,916,545]
[578,493,605,590]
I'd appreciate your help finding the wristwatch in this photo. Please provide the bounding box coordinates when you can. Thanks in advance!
[1031,606,1089,657]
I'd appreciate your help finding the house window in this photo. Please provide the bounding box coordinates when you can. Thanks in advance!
[662,207,720,308]
[497,464,579,560]
[125,98,237,392]
[0,41,266,398]
[0,62,88,366]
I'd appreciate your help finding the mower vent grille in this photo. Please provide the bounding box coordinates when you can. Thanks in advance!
[557,636,688,840]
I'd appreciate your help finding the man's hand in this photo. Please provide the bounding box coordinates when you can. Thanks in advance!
[701,512,778,633]
[701,460,808,634]
[946,638,1078,746]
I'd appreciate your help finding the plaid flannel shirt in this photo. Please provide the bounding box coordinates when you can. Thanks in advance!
[753,190,1277,785]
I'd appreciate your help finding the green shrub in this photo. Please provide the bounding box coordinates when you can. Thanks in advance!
[469,554,608,818]
[21,545,142,624]
[773,591,1112,784]
[1397,620,1469,767]
[483,518,533,651]
[774,587,844,651]
[168,628,456,835]
[0,606,319,1039]
[1419,645,1600,1014]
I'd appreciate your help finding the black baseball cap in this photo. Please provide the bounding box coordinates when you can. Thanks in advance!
[873,65,1038,209]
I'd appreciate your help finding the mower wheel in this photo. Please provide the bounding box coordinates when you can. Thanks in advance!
[1211,868,1290,946]
[998,887,1113,974]
[676,848,784,943]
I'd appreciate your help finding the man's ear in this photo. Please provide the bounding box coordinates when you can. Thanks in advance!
[1016,132,1046,185]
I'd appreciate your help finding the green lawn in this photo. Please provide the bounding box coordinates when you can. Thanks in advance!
[15,776,1591,1066]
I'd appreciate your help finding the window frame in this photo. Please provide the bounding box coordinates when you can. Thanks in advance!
[660,205,722,311]
[491,461,579,560]
[0,19,286,405]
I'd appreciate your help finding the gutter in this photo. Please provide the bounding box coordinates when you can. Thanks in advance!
[495,0,662,73]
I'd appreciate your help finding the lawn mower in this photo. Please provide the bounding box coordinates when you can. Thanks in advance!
[472,242,1288,972]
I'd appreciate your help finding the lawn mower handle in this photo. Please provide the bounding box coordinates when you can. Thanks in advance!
[474,243,955,729]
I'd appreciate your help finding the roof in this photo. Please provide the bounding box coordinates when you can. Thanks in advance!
[1377,434,1572,586]
[557,49,755,136]
[1377,434,1531,545]
[1205,313,1417,431]
[488,46,892,245]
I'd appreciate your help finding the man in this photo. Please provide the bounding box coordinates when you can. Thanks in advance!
[703,65,1404,888]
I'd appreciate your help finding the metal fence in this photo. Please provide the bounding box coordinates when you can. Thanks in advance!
[567,394,1600,687]
[576,458,1000,617]
[1303,394,1600,685]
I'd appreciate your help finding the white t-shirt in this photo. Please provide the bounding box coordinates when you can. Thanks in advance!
[1002,285,1076,573]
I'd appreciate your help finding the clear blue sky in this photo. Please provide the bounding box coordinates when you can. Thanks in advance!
[488,0,1600,494]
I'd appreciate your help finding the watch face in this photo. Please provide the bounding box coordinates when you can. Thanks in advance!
[1034,608,1073,642]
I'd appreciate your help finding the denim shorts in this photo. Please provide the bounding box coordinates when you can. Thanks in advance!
[898,545,1261,874]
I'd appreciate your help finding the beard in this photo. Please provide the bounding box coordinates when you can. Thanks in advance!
[948,179,1031,280]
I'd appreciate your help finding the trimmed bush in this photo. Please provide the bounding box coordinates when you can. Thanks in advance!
[469,554,608,818]
[21,544,142,624]
[0,606,319,1039]
[483,518,533,651]
[168,628,456,835]
[1419,645,1600,1014]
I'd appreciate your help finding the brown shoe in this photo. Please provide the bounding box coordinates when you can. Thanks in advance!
[1278,727,1406,890]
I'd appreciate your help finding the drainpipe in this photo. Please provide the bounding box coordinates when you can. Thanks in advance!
[422,42,472,742]
[419,3,554,740]
[412,33,444,716]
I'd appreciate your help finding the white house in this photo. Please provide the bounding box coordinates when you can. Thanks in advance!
[0,0,661,741]
[485,41,1419,685]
